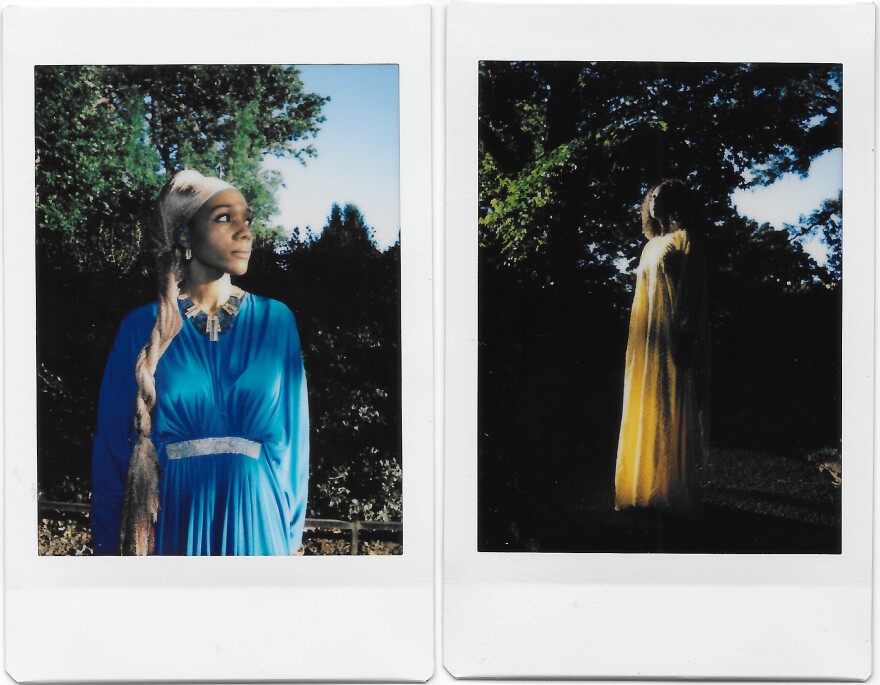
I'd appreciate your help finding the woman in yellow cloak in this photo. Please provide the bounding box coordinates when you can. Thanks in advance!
[614,179,709,510]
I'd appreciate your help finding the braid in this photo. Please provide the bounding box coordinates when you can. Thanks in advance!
[133,254,183,435]
[118,170,236,555]
[119,250,184,555]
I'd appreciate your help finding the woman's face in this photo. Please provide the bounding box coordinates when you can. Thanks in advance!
[185,189,253,277]
[648,186,661,220]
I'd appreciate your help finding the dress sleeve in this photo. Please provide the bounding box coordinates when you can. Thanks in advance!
[90,314,142,555]
[666,234,704,368]
[280,308,310,552]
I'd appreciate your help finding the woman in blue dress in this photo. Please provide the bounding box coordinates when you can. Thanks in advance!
[91,170,309,556]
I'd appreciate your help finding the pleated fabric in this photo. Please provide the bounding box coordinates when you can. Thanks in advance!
[614,229,708,510]
[91,293,309,555]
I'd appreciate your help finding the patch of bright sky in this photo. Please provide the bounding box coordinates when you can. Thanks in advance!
[261,65,400,250]
[730,148,842,267]
[613,148,842,273]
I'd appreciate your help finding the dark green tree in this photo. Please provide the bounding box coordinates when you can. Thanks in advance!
[277,205,402,522]
[35,67,161,275]
[314,203,376,254]
[35,64,327,275]
[787,191,842,284]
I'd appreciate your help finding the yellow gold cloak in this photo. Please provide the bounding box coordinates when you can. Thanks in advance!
[614,229,709,509]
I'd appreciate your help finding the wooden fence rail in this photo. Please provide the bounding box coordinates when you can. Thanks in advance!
[39,501,402,556]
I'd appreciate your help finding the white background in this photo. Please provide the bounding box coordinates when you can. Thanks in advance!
[2,0,876,684]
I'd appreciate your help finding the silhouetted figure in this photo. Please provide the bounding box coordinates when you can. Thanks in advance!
[614,179,709,510]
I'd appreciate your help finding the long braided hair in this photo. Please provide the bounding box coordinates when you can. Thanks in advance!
[118,170,234,555]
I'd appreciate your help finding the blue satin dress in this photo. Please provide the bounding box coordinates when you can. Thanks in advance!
[91,293,309,555]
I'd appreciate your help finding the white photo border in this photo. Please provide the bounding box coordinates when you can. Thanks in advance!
[4,6,433,682]
[445,2,873,679]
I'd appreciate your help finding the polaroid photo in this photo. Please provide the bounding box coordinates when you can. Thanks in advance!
[5,5,432,682]
[446,2,873,678]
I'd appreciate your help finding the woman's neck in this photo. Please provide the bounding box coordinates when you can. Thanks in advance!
[183,268,233,315]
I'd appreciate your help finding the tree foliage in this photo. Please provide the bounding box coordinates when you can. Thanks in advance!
[35,65,327,275]
[479,61,842,286]
[789,192,842,283]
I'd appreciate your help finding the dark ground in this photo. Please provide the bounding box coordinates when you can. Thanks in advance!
[479,447,842,554]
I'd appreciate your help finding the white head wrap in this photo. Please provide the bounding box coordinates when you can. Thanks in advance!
[162,169,237,241]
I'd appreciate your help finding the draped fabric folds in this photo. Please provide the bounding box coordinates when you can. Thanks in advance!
[91,294,309,555]
[614,229,708,510]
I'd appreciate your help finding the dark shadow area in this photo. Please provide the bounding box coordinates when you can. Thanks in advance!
[478,443,841,554]
[480,502,840,555]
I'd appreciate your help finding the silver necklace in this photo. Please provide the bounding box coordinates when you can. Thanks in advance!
[177,285,245,342]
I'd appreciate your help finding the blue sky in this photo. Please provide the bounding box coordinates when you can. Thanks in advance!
[262,64,400,250]
[730,148,842,267]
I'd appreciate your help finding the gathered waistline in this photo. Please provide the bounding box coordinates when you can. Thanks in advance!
[166,437,262,460]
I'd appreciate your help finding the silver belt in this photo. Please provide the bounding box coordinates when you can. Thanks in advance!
[165,437,262,460]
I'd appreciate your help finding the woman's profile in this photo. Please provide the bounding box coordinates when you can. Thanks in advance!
[614,179,709,511]
[91,170,309,555]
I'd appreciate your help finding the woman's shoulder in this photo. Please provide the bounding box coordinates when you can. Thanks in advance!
[244,294,304,353]
[245,293,299,326]
[117,301,159,333]
[104,301,158,355]
[667,228,700,252]
[127,300,159,317]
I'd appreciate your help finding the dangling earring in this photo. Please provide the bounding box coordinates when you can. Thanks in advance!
[185,248,192,261]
